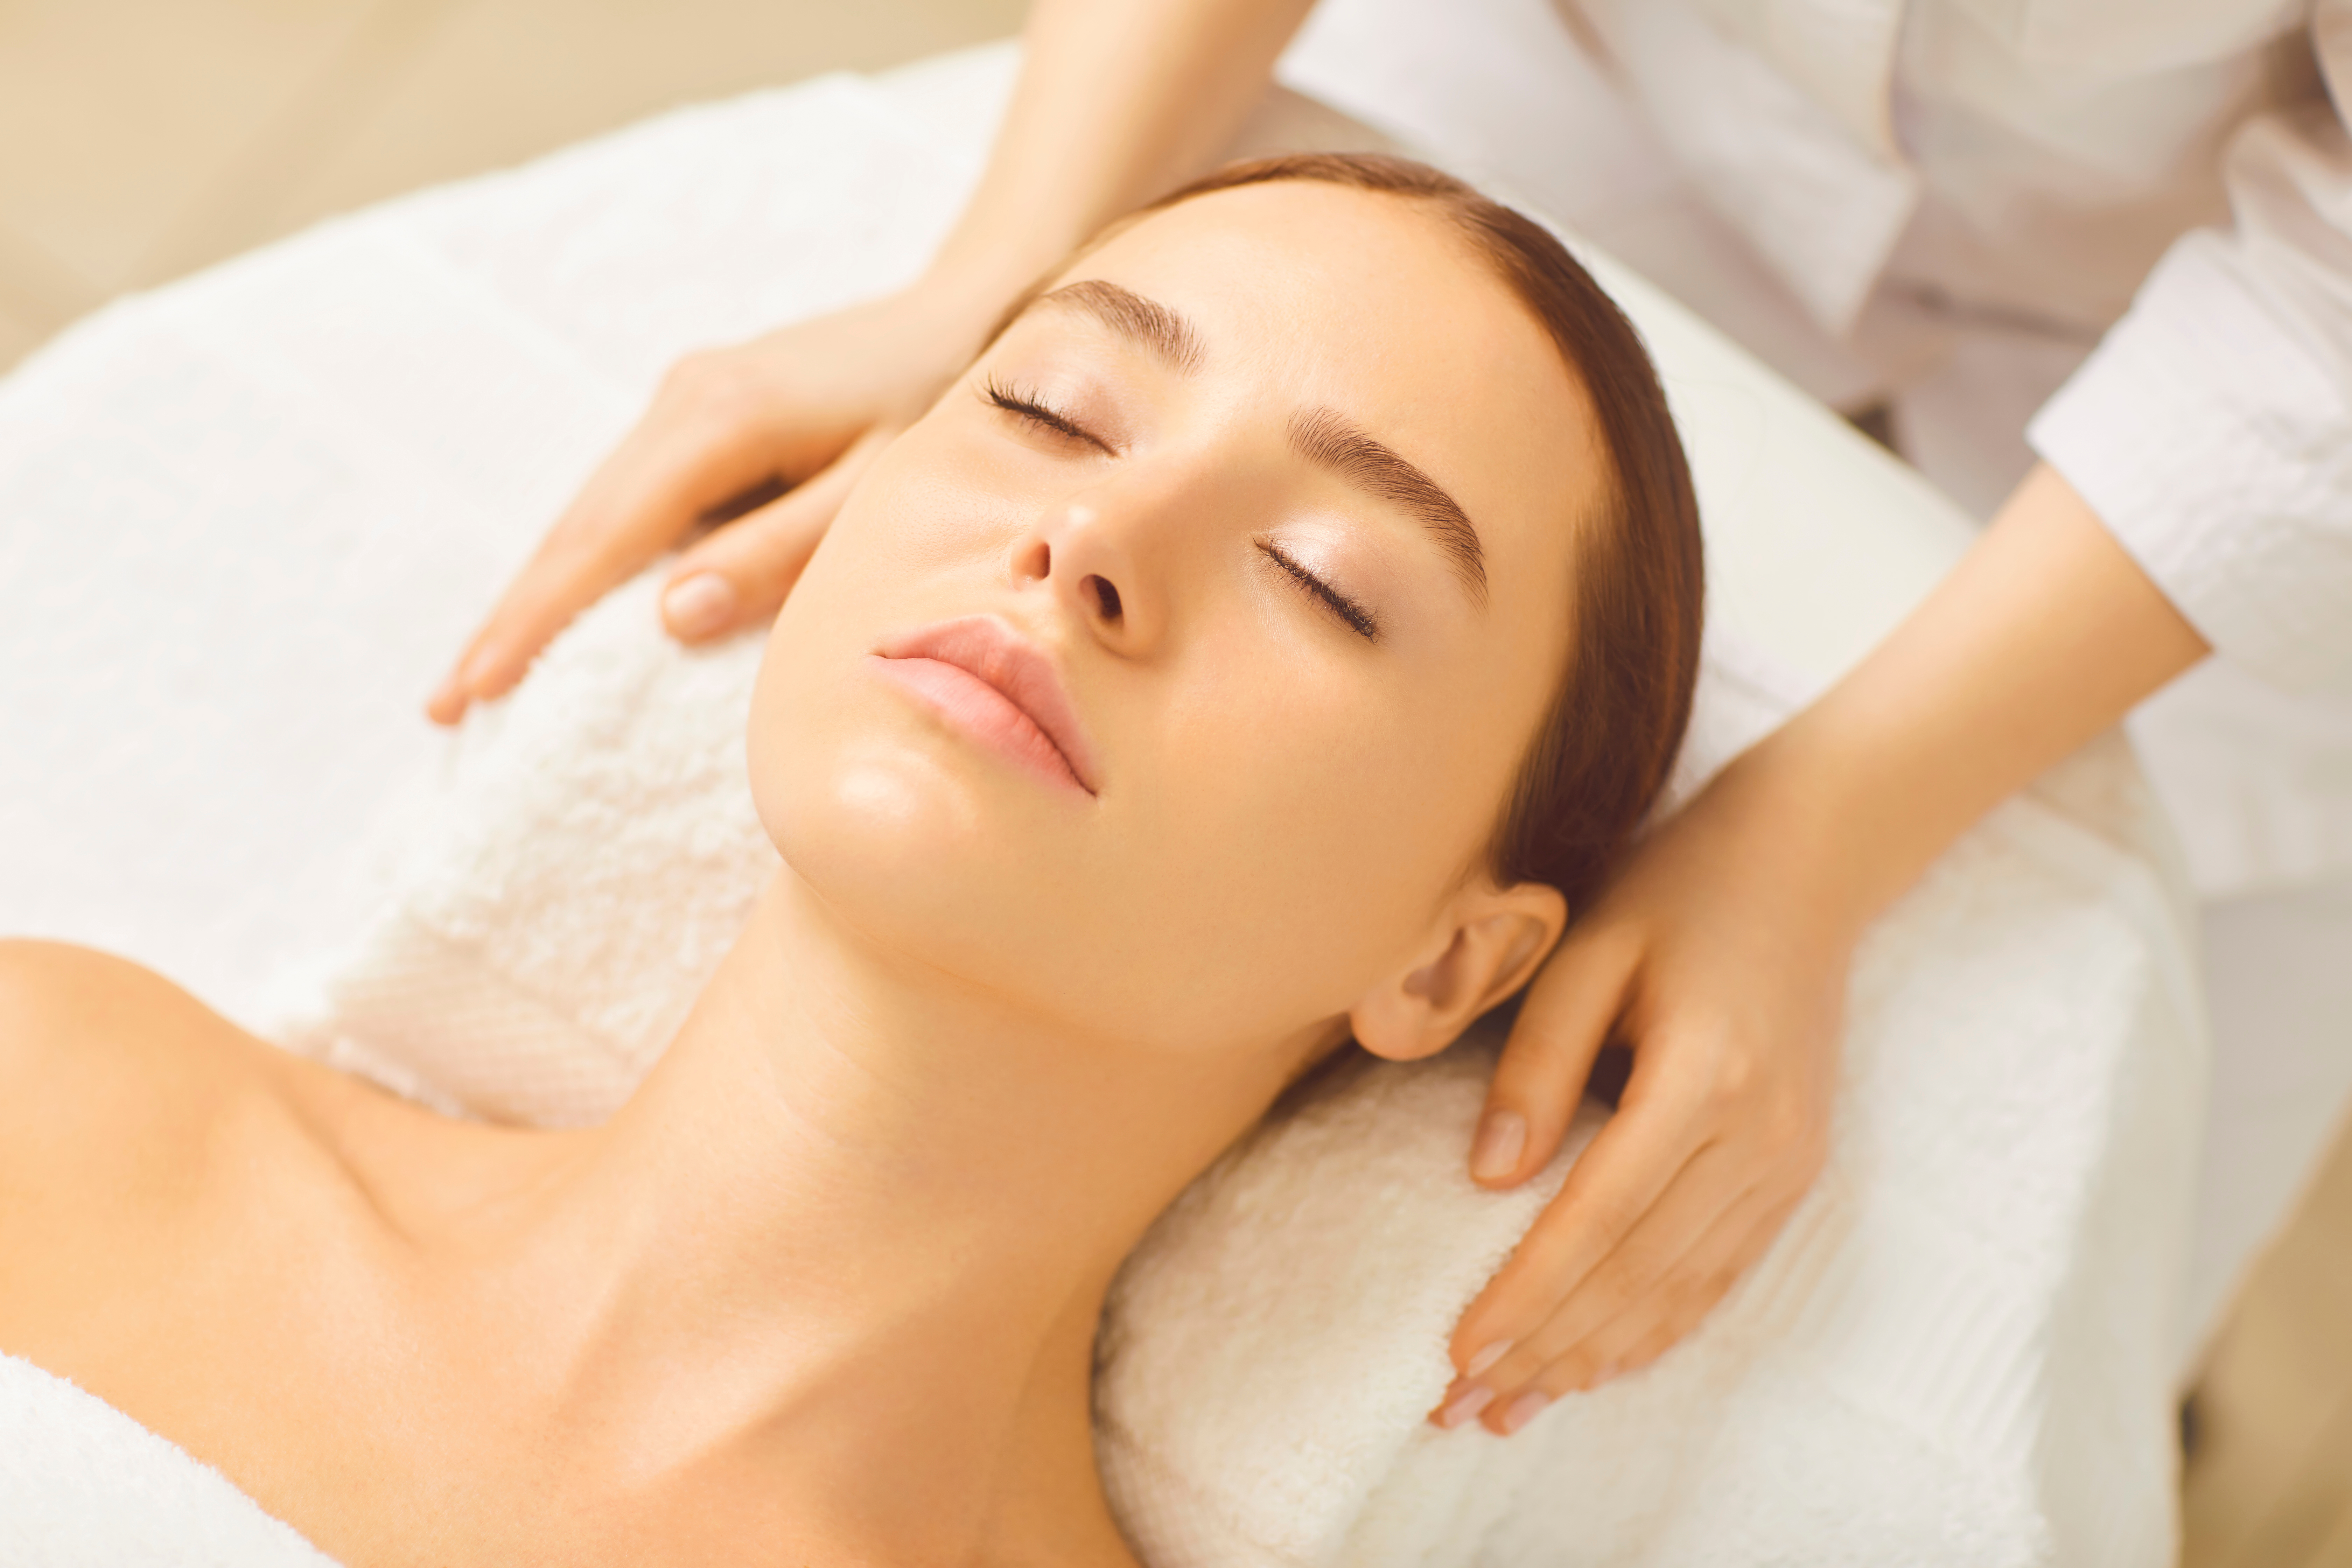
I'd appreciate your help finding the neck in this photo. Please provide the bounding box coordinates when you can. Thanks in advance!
[517,869,1295,1563]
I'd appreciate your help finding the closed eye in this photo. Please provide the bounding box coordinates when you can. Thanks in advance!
[1260,539,1380,642]
[982,377,1113,454]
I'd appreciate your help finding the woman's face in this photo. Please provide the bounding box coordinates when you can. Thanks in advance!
[751,180,1604,1057]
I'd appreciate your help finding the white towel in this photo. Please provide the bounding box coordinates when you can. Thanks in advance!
[0,1356,332,1568]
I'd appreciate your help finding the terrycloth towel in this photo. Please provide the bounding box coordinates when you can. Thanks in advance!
[0,1356,331,1568]
[266,560,2205,1568]
[0,39,2205,1568]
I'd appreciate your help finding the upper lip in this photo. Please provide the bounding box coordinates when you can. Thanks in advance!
[875,616,1101,794]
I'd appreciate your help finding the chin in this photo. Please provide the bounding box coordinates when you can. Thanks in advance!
[747,665,1067,991]
[740,638,1377,1054]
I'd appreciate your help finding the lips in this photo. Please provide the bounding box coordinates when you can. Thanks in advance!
[870,617,1100,797]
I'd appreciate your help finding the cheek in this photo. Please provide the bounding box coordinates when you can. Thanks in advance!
[805,434,1025,605]
[743,444,1062,975]
[1088,639,1521,1041]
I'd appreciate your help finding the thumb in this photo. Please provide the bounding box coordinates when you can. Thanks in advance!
[658,426,892,642]
[1471,932,1637,1187]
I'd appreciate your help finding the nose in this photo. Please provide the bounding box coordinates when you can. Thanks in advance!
[1010,488,1168,658]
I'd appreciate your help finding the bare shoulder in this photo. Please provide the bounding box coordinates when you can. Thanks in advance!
[0,937,257,1074]
[0,937,209,1032]
[0,939,281,1183]
[0,941,353,1357]
[0,940,475,1226]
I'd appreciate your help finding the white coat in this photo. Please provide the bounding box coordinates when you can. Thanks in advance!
[1570,0,2352,904]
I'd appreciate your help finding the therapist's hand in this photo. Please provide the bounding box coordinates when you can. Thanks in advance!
[426,281,1001,724]
[1427,463,2213,1436]
[1431,738,1850,1435]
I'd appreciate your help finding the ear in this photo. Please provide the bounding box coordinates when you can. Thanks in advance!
[1349,880,1568,1064]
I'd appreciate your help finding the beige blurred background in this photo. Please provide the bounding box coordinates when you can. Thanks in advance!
[0,0,1024,370]
[2,2,2347,1561]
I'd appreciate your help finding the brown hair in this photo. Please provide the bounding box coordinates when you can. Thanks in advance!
[1008,153,1705,919]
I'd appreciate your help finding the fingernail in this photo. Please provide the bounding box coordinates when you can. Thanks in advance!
[1500,1390,1551,1435]
[427,672,464,716]
[1592,1359,1619,1387]
[1464,1340,1512,1379]
[1470,1110,1526,1182]
[1437,1385,1495,1430]
[663,572,736,639]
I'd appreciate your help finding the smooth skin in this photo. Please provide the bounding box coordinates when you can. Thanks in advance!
[5,180,1609,1562]
[425,0,2214,1434]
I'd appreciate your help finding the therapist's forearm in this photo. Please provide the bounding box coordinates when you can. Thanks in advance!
[1744,463,2209,934]
[923,0,1318,304]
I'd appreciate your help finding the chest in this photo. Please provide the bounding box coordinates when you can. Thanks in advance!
[3,1269,822,1564]
[0,1136,818,1565]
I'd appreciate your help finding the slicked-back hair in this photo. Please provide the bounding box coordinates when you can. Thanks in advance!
[1011,152,1705,921]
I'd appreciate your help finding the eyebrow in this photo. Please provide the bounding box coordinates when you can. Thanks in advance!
[1028,279,1207,374]
[1289,407,1487,606]
[1009,282,1488,604]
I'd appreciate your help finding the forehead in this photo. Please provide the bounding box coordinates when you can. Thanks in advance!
[1050,181,1606,596]
[1079,182,1578,410]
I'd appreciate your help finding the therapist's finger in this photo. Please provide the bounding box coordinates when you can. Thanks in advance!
[657,426,892,642]
[1608,1231,1769,1378]
[1595,1186,1800,1381]
[1470,1139,1750,1389]
[1471,1255,1737,1436]
[1429,1174,1781,1436]
[428,360,842,723]
[1469,926,1640,1190]
[1479,1170,1787,1426]
[1447,1035,1713,1378]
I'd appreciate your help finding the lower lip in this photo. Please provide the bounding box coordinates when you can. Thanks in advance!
[868,654,1091,797]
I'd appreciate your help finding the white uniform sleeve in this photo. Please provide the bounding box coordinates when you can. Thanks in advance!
[2028,1,2352,693]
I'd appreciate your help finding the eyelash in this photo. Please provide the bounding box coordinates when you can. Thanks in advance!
[1261,539,1380,642]
[983,377,1378,643]
[982,377,1106,450]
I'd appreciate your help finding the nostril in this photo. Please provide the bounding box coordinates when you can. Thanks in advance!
[1084,574,1123,623]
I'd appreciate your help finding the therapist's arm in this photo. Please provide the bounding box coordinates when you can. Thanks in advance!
[429,0,1313,721]
[1434,464,2209,1434]
[926,0,1316,302]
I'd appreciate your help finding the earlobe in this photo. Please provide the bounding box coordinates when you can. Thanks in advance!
[1351,882,1567,1064]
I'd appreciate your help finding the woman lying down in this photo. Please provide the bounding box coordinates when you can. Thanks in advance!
[0,154,1700,1566]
